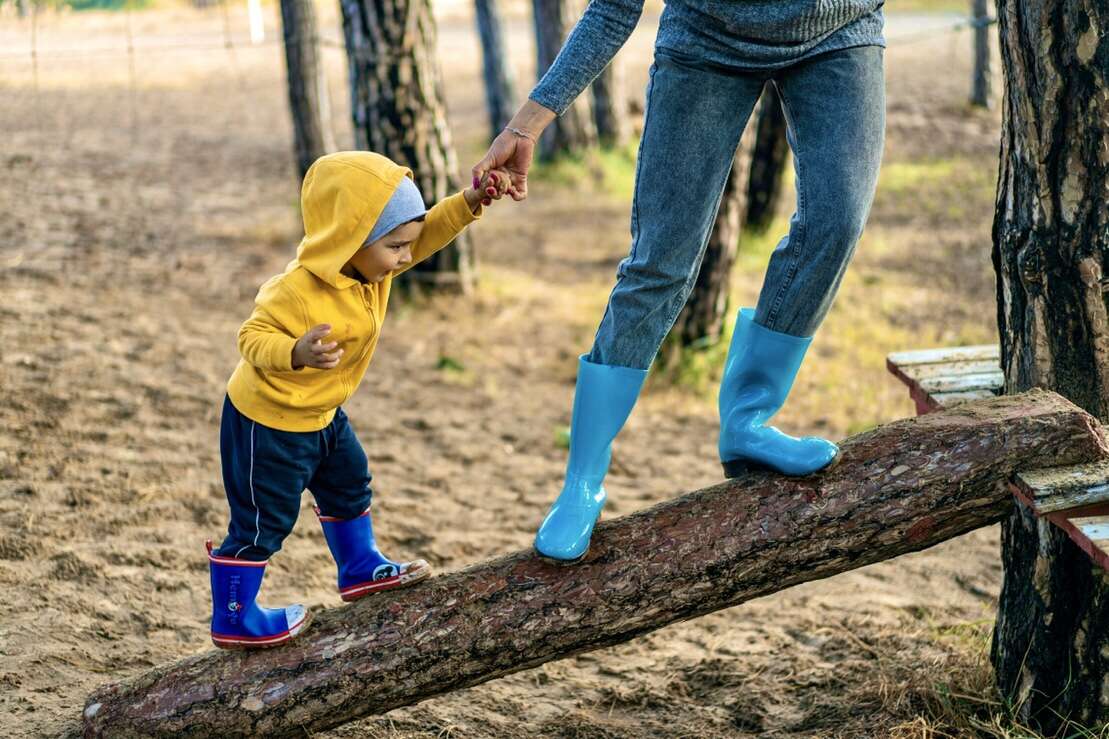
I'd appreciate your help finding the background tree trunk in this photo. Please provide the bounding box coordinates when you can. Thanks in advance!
[532,0,596,160]
[745,83,790,233]
[661,97,760,362]
[969,0,992,108]
[83,391,1107,738]
[989,0,1109,731]
[340,0,475,292]
[591,61,629,148]
[474,0,515,142]
[279,0,335,179]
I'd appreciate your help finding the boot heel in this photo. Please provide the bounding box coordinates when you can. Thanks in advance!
[722,458,769,478]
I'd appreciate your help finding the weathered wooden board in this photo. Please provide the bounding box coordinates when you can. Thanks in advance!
[1014,460,1109,514]
[886,344,999,367]
[886,346,1002,416]
[1067,515,1109,570]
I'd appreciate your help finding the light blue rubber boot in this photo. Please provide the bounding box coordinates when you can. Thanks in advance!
[315,507,431,602]
[207,540,310,649]
[718,308,839,478]
[534,355,648,562]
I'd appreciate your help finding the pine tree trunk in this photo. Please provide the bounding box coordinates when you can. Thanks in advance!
[532,0,596,160]
[340,0,475,292]
[474,0,516,142]
[662,106,759,361]
[989,0,1109,731]
[745,83,790,233]
[280,0,335,179]
[591,61,629,148]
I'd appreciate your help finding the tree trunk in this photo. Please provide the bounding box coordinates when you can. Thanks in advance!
[662,100,759,361]
[745,83,790,233]
[990,0,1109,731]
[340,0,475,292]
[532,0,596,160]
[279,0,335,179]
[591,61,629,148]
[82,391,1107,738]
[969,0,992,108]
[474,0,516,142]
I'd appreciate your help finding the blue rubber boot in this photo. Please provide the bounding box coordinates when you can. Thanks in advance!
[534,355,648,562]
[316,507,431,601]
[206,540,310,649]
[718,308,840,477]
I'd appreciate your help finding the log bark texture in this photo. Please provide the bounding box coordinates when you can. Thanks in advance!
[990,0,1109,730]
[340,0,474,291]
[83,390,1108,738]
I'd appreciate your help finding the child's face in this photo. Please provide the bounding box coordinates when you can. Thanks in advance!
[346,220,424,283]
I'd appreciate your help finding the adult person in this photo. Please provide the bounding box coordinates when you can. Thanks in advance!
[473,0,886,562]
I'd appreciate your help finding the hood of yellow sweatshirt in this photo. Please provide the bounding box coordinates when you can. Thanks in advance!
[295,151,413,289]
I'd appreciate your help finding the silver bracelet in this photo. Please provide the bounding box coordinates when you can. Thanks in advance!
[505,125,537,142]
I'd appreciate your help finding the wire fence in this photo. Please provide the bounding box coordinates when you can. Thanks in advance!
[1,6,995,63]
[0,5,998,143]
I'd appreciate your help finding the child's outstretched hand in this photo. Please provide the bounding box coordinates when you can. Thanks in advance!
[464,168,511,213]
[292,324,343,370]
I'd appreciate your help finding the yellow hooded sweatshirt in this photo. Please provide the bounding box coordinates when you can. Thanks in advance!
[226,151,481,432]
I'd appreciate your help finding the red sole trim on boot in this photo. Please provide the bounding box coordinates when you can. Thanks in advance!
[211,611,312,650]
[340,562,431,602]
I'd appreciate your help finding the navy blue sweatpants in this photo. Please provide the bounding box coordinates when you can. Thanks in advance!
[215,395,374,561]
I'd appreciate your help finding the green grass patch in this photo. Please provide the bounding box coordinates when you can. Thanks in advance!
[532,140,640,201]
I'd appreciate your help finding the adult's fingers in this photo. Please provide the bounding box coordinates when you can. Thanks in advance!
[471,150,498,190]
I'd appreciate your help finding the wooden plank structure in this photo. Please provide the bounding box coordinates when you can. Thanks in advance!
[887,345,1109,571]
[885,344,1003,414]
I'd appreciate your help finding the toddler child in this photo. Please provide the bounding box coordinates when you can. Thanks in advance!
[207,151,509,648]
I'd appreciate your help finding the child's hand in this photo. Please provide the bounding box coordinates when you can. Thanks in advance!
[292,324,343,370]
[464,169,511,213]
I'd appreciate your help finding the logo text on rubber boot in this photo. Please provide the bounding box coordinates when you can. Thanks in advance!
[228,576,241,622]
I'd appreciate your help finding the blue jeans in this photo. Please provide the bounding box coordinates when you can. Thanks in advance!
[215,395,374,561]
[588,45,885,369]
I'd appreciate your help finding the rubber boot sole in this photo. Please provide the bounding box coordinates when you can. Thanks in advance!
[534,545,589,566]
[722,449,842,479]
[212,609,313,650]
[340,560,432,602]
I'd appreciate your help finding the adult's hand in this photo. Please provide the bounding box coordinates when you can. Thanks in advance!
[472,129,535,202]
[471,99,557,202]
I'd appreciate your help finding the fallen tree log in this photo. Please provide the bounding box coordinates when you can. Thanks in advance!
[83,389,1109,737]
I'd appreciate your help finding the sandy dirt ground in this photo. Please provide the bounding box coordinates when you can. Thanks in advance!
[0,3,1015,737]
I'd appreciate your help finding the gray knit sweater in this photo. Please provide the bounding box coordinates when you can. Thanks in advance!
[530,0,885,115]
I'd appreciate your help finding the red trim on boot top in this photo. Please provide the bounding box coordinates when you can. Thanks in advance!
[205,539,267,567]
